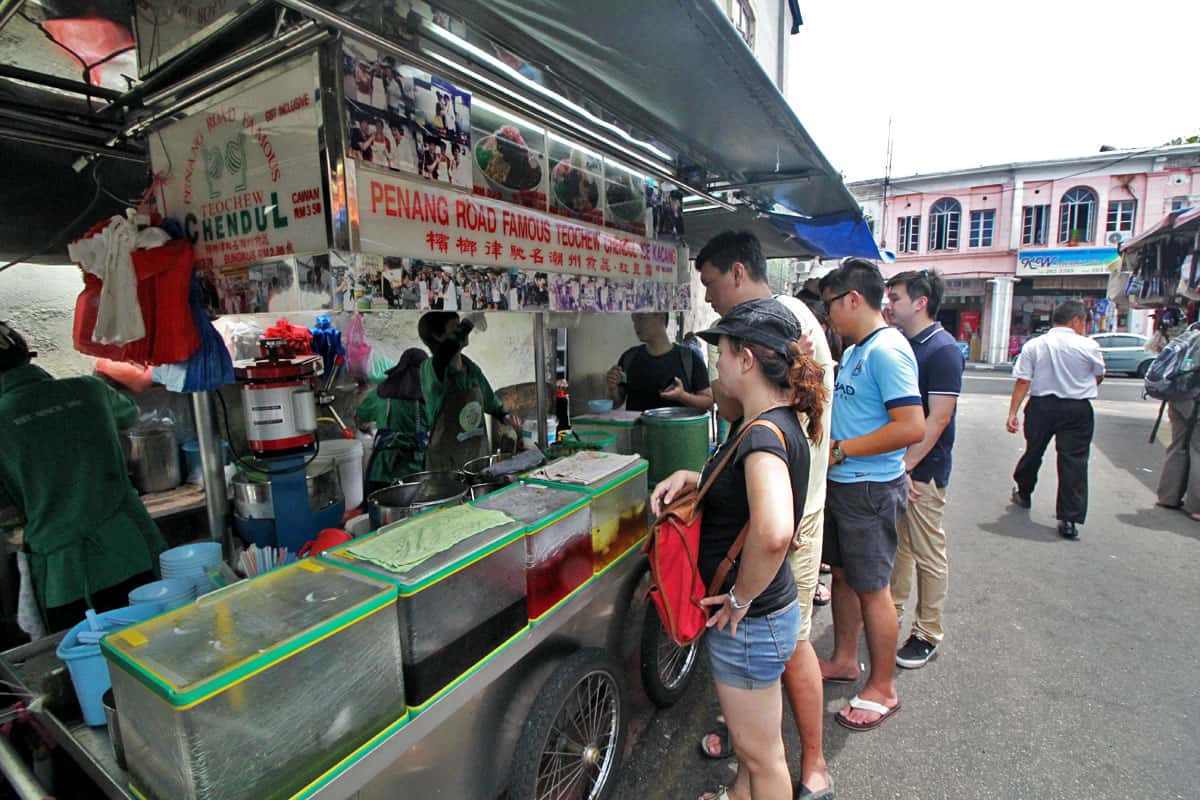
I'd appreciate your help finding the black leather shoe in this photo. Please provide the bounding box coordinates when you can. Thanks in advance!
[1058,521,1079,539]
[1011,487,1031,509]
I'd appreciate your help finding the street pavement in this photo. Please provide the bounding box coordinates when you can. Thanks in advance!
[615,375,1199,800]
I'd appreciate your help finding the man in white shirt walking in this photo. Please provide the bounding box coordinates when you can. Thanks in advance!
[1006,301,1106,539]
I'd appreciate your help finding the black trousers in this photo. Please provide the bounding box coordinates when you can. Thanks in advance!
[1012,395,1095,524]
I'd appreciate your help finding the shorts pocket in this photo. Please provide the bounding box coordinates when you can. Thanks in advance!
[764,602,799,661]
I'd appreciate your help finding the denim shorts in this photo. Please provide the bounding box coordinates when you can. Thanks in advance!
[706,599,801,690]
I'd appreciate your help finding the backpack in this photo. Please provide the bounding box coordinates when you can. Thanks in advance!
[644,419,787,646]
[1143,330,1200,401]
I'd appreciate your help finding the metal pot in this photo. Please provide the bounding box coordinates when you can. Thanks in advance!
[231,463,342,520]
[368,474,467,528]
[468,481,506,501]
[124,427,181,494]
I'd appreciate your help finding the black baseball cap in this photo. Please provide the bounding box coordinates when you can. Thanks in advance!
[696,298,800,359]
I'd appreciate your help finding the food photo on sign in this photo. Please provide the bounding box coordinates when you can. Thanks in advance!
[471,99,548,211]
[603,160,649,237]
[342,39,472,187]
[547,134,604,226]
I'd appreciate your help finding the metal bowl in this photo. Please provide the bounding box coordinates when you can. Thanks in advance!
[369,474,468,528]
[231,462,342,520]
[468,481,506,501]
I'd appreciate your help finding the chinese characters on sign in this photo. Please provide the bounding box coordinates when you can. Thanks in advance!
[356,172,681,283]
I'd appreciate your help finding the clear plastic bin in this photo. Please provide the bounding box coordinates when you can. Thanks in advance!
[572,410,644,456]
[322,507,527,710]
[526,455,650,572]
[101,561,405,800]
[472,482,594,621]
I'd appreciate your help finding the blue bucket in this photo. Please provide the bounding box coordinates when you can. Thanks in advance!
[180,440,230,483]
[56,604,162,726]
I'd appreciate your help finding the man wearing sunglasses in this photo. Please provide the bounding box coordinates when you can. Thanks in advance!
[817,259,925,733]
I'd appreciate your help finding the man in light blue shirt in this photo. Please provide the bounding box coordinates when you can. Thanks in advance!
[817,259,925,734]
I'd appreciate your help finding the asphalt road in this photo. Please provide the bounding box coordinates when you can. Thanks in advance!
[614,375,1199,800]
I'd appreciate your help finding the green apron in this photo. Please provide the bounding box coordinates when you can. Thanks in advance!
[0,365,166,614]
[426,374,491,472]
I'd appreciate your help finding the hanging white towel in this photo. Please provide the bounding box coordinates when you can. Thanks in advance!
[68,215,146,345]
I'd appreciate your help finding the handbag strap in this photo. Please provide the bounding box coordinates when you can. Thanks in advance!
[705,417,788,597]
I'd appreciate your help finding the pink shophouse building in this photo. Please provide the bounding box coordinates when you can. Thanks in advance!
[849,144,1200,364]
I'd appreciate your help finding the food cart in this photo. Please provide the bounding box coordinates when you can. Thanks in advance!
[0,2,881,798]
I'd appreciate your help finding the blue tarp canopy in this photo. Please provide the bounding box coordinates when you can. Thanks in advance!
[766,209,892,261]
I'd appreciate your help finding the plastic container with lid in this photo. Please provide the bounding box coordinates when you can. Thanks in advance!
[472,482,593,621]
[571,409,644,456]
[100,560,406,800]
[525,453,649,573]
[641,407,711,485]
[321,505,527,711]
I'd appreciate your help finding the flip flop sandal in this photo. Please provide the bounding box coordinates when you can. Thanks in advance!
[821,661,864,684]
[819,563,832,574]
[812,583,831,606]
[697,722,733,759]
[698,787,732,800]
[795,784,834,800]
[835,694,901,732]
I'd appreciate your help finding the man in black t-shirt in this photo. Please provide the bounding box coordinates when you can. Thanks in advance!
[605,313,712,412]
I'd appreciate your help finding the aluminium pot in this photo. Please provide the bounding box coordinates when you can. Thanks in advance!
[124,427,182,494]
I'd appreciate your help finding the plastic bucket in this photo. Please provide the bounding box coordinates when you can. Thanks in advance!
[313,438,365,510]
[57,604,163,726]
[180,440,230,484]
[641,407,711,485]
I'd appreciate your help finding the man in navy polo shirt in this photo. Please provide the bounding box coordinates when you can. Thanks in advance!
[817,259,925,733]
[885,270,964,670]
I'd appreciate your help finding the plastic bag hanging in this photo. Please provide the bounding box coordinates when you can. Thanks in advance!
[182,275,235,392]
[309,315,346,376]
[345,312,372,381]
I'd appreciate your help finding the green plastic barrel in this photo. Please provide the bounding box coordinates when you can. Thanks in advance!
[641,407,711,485]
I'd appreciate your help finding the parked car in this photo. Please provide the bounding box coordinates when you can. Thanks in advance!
[1091,333,1153,377]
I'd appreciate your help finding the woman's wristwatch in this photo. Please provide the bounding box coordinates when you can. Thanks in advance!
[831,440,847,465]
[728,585,752,611]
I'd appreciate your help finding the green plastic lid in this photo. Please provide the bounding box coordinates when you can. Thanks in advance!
[641,407,710,426]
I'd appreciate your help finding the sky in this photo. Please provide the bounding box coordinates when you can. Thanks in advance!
[785,0,1200,182]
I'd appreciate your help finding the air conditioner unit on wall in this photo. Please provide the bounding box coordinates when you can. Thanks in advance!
[1107,231,1131,245]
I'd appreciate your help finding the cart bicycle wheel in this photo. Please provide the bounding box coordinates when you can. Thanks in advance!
[509,648,628,800]
[639,602,699,708]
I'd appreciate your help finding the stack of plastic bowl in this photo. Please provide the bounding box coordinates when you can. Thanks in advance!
[159,542,222,596]
[127,578,196,613]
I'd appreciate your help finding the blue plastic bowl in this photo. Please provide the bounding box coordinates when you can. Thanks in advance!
[128,578,195,611]
[159,541,222,569]
[56,604,163,726]
[587,398,614,414]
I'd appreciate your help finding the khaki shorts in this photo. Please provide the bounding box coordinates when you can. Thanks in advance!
[788,508,824,642]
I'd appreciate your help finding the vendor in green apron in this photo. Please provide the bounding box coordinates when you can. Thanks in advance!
[417,312,521,472]
[0,322,165,633]
[356,348,429,491]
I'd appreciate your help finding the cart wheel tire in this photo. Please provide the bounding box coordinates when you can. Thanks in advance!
[509,648,628,800]
[639,602,699,708]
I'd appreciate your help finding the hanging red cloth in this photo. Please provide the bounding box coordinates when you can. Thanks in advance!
[72,229,200,365]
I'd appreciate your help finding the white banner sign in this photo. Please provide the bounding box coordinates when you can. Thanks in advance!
[150,55,329,271]
[356,167,681,282]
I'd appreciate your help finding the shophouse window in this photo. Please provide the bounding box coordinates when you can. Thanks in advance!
[734,0,756,48]
[969,209,995,248]
[1106,200,1136,233]
[1022,204,1050,245]
[928,198,961,250]
[896,215,920,253]
[1058,187,1097,244]
[1171,196,1190,212]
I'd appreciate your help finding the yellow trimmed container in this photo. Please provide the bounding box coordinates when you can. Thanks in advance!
[100,560,406,800]
[321,508,528,711]
[525,453,650,573]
